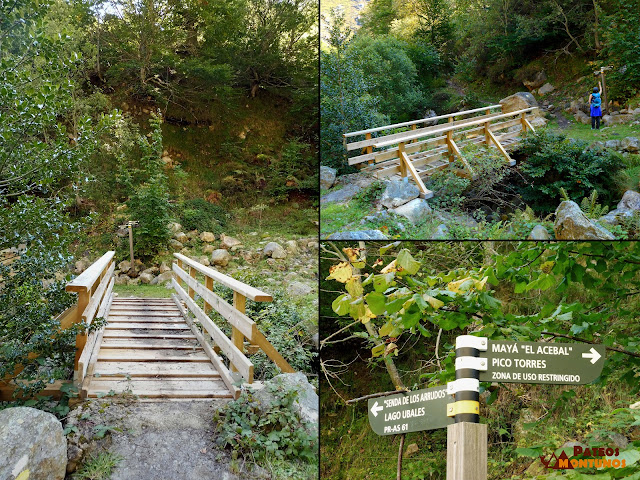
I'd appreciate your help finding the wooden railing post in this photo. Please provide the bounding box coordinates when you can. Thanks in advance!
[203,276,214,343]
[398,142,407,179]
[366,132,373,165]
[411,124,417,143]
[520,111,527,132]
[188,265,196,299]
[74,289,91,371]
[447,117,454,162]
[231,291,247,380]
[177,259,183,288]
[484,108,491,145]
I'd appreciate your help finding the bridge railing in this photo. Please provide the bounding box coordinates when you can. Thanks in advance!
[172,253,294,398]
[65,251,115,385]
[343,105,538,197]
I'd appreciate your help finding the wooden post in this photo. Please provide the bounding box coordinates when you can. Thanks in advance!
[188,266,196,299]
[446,423,488,480]
[484,109,491,145]
[600,70,608,115]
[74,289,91,371]
[366,133,373,165]
[447,117,454,162]
[398,142,407,179]
[230,291,246,374]
[411,124,417,143]
[203,276,214,343]
[128,224,134,265]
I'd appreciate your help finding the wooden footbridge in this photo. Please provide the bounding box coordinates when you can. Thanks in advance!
[60,252,294,401]
[344,104,539,199]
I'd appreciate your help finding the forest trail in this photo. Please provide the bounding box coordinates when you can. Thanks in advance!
[86,297,234,400]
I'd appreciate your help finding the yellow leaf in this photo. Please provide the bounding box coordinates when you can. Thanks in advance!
[360,306,376,324]
[447,277,473,293]
[385,342,398,356]
[379,321,394,337]
[326,262,353,283]
[343,247,362,262]
[474,276,488,291]
[346,277,363,297]
[423,294,444,309]
[381,259,397,274]
[16,471,29,480]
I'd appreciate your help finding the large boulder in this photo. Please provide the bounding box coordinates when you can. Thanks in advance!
[150,271,174,285]
[538,83,555,95]
[202,244,215,254]
[263,242,286,259]
[220,234,242,249]
[574,110,590,125]
[528,224,551,240]
[599,190,640,227]
[522,70,547,90]
[320,166,337,190]
[139,272,155,284]
[554,201,615,240]
[320,184,362,204]
[604,139,622,150]
[602,114,633,126]
[118,260,131,272]
[174,232,189,244]
[0,407,67,480]
[199,231,215,243]
[288,281,314,296]
[431,224,450,239]
[211,249,232,267]
[167,222,182,234]
[327,230,389,240]
[380,181,420,209]
[499,92,541,116]
[621,137,640,153]
[169,239,183,251]
[335,172,377,190]
[391,198,432,224]
[252,372,318,426]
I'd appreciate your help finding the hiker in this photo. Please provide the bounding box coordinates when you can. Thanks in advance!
[589,81,603,129]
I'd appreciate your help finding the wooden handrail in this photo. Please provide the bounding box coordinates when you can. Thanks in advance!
[373,108,537,149]
[343,105,503,138]
[66,251,115,293]
[173,253,272,302]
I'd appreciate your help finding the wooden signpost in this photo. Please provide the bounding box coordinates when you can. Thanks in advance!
[118,220,139,265]
[366,335,607,480]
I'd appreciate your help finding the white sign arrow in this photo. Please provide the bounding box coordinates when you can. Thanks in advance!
[582,347,601,364]
[370,401,384,417]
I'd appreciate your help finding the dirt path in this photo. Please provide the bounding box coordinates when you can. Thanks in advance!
[550,111,571,129]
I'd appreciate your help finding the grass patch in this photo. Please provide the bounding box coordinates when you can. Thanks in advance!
[320,201,374,236]
[113,284,173,298]
[549,116,640,142]
[72,451,123,480]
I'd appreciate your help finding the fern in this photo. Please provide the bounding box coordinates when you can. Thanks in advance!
[580,190,609,219]
[559,187,570,202]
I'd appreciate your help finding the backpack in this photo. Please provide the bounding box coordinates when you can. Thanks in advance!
[592,92,601,107]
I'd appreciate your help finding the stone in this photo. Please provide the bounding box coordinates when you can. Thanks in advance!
[554,201,615,240]
[252,372,318,426]
[220,234,242,249]
[320,166,337,189]
[391,198,432,224]
[263,242,286,259]
[327,230,389,240]
[432,224,450,239]
[320,184,362,204]
[174,232,189,244]
[574,110,590,125]
[288,281,313,296]
[529,116,548,128]
[74,258,90,274]
[169,239,183,250]
[0,407,66,480]
[285,240,298,253]
[199,256,210,267]
[621,137,640,153]
[538,83,555,95]
[335,172,377,190]
[114,275,129,285]
[128,277,140,286]
[617,190,640,212]
[499,92,541,117]
[380,181,420,209]
[604,139,621,150]
[159,262,171,274]
[167,222,182,234]
[211,249,232,267]
[200,231,215,242]
[142,266,159,275]
[150,271,174,285]
[405,443,420,457]
[522,70,547,90]
[203,244,215,254]
[423,109,438,126]
[139,272,155,284]
[603,114,633,126]
[118,260,131,272]
[528,224,551,240]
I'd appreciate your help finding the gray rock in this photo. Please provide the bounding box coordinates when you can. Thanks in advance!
[335,172,377,190]
[200,231,215,242]
[0,407,67,480]
[432,224,450,239]
[621,137,640,153]
[114,275,129,285]
[320,166,337,189]
[604,139,621,150]
[199,256,210,267]
[591,141,605,150]
[603,114,633,126]
[523,70,547,90]
[554,201,615,240]
[380,180,420,209]
[139,272,155,284]
[285,240,298,253]
[391,198,432,224]
[174,232,189,244]
[538,83,555,95]
[211,249,232,267]
[320,184,362,204]
[203,244,215,254]
[252,372,318,426]
[528,224,551,240]
[499,92,540,116]
[150,271,173,285]
[159,262,171,274]
[169,239,183,250]
[128,277,140,286]
[220,234,242,249]
[617,190,640,212]
[423,109,438,126]
[289,281,314,296]
[574,110,590,125]
[327,230,389,240]
[263,242,286,259]
[118,260,131,272]
[167,222,182,234]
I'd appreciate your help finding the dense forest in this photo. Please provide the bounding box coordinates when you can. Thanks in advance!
[320,241,640,479]
[1,0,319,476]
[320,0,640,239]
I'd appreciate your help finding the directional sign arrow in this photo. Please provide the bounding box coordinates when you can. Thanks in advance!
[582,347,601,364]
[370,401,384,417]
[478,340,605,385]
[367,386,453,436]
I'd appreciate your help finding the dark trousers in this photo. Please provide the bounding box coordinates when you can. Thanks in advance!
[591,115,601,129]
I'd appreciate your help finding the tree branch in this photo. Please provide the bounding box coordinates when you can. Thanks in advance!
[540,332,640,359]
[346,389,410,404]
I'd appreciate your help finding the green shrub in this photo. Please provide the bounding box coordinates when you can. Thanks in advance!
[514,131,622,213]
[127,175,171,258]
[214,384,318,462]
[177,198,229,233]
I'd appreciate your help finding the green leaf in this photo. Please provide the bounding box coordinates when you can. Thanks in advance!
[397,249,420,275]
[332,294,351,316]
[371,344,386,357]
[366,292,387,315]
[515,447,544,458]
